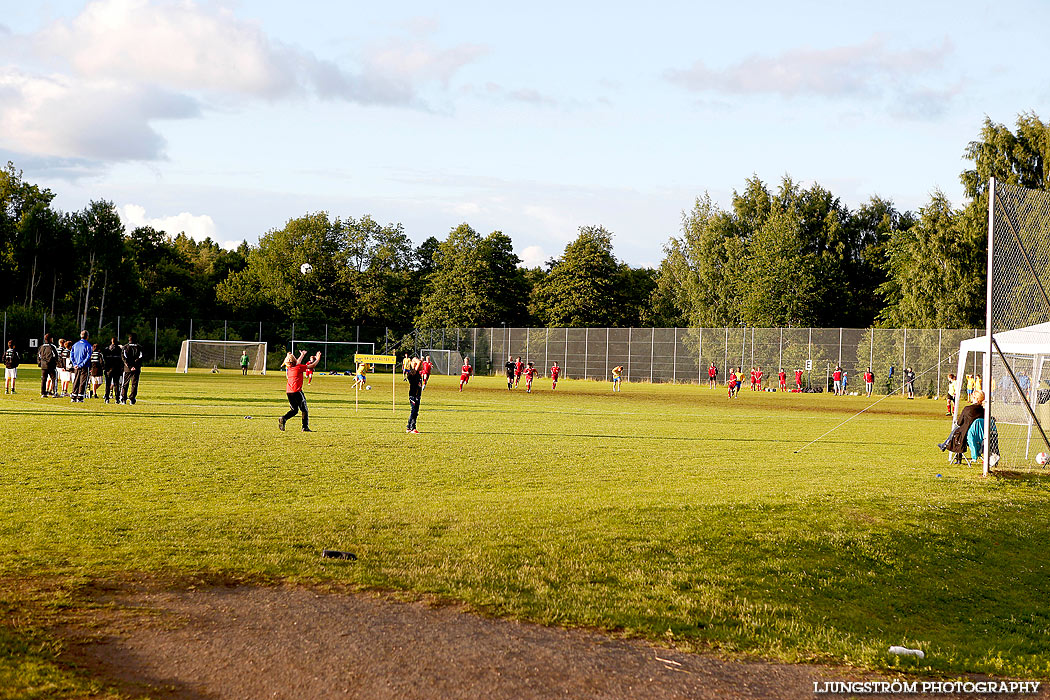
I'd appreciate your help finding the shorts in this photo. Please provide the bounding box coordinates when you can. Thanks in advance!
[460,374,470,382]
[91,375,103,385]
[4,368,15,379]
[58,370,69,383]
[613,376,621,383]
[355,374,365,382]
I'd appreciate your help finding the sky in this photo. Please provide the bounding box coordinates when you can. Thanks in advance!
[1,0,1047,268]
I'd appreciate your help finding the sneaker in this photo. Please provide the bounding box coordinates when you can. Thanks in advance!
[104,398,110,404]
[989,453,1000,468]
[130,399,136,405]
[41,394,48,399]
[278,417,286,431]
[302,427,313,432]
[410,429,420,434]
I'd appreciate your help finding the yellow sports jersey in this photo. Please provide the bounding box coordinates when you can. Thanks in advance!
[612,367,622,379]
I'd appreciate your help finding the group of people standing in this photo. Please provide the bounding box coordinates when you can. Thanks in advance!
[3,331,143,404]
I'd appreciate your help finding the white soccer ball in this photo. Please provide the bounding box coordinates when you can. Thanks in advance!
[300,262,313,274]
[1037,452,1048,465]
[366,385,372,390]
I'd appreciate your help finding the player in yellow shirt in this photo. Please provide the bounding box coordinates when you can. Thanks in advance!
[353,362,370,390]
[611,365,624,392]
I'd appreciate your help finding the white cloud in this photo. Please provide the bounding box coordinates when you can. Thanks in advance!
[0,0,488,164]
[120,203,238,249]
[519,245,546,268]
[666,35,953,103]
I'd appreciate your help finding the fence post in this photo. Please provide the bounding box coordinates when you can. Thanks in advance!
[584,327,589,379]
[808,328,812,389]
[869,327,874,370]
[937,329,942,398]
[154,317,158,362]
[740,327,746,370]
[224,320,228,367]
[605,327,610,380]
[723,327,728,381]
[627,327,632,381]
[902,328,908,395]
[838,327,843,367]
[673,327,678,384]
[290,322,294,354]
[779,328,783,371]
[2,312,6,351]
[116,315,120,340]
[750,327,754,371]
[650,327,655,383]
[258,321,262,343]
[43,311,47,340]
[190,318,193,341]
[325,324,329,370]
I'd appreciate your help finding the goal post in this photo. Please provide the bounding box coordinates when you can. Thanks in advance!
[176,340,268,374]
[420,348,462,375]
[982,178,1050,473]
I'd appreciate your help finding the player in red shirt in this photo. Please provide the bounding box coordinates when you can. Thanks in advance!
[513,356,524,388]
[523,362,538,393]
[279,350,320,432]
[864,368,875,397]
[708,363,717,388]
[459,357,472,391]
[755,366,764,390]
[727,369,738,398]
[550,361,561,389]
[778,368,786,391]
[421,355,432,390]
[833,367,843,395]
[795,368,804,390]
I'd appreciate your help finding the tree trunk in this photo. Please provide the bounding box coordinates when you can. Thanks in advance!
[28,254,38,307]
[82,253,95,331]
[51,273,57,316]
[98,269,107,331]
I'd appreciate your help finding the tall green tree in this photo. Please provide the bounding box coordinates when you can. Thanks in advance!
[72,200,124,329]
[531,226,623,327]
[415,224,493,328]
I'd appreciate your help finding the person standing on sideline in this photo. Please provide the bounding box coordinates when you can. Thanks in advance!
[70,331,93,403]
[905,367,916,399]
[459,357,472,392]
[778,368,787,392]
[795,367,804,390]
[864,368,875,397]
[832,366,843,396]
[57,339,71,396]
[119,333,144,405]
[3,340,19,394]
[89,343,104,398]
[946,373,958,416]
[406,356,423,434]
[102,337,123,403]
[504,357,515,389]
[611,364,624,392]
[240,350,250,376]
[279,350,320,432]
[550,361,561,390]
[708,362,718,388]
[37,334,58,397]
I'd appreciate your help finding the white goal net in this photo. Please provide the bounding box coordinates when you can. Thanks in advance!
[176,340,268,374]
[421,349,462,375]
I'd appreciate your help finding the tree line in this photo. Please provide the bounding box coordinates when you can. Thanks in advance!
[2,112,1047,332]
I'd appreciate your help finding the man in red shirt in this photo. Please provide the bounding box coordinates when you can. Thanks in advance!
[279,350,321,432]
[794,368,804,390]
[864,368,875,397]
[524,362,538,393]
[550,361,561,390]
[778,368,787,391]
[513,356,524,388]
[421,355,432,390]
[755,366,764,390]
[708,363,717,388]
[833,367,843,395]
[459,357,472,392]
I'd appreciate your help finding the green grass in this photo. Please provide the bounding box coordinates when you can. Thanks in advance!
[2,368,1050,693]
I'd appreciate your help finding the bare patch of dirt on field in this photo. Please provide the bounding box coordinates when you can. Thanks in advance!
[30,579,1040,700]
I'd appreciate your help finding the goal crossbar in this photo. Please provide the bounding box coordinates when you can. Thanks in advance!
[177,340,268,374]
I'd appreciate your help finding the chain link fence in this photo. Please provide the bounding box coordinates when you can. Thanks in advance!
[0,310,982,394]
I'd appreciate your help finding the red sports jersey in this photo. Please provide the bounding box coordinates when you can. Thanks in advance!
[514,361,524,375]
[795,370,803,383]
[864,372,874,383]
[833,370,842,381]
[421,361,432,375]
[778,370,786,381]
[708,366,717,378]
[460,364,472,377]
[728,372,738,388]
[550,366,560,379]
[286,364,306,393]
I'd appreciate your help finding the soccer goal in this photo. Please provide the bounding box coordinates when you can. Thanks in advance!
[176,340,268,374]
[960,178,1050,473]
[421,348,463,375]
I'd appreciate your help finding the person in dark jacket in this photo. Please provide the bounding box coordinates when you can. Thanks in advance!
[69,330,92,403]
[119,333,144,405]
[37,333,59,397]
[102,337,123,403]
[939,390,985,457]
[3,340,19,394]
[406,357,423,433]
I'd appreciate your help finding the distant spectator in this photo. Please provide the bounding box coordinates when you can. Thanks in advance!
[70,331,92,403]
[102,337,123,403]
[119,333,144,405]
[3,340,19,394]
[37,333,58,397]
[89,343,104,398]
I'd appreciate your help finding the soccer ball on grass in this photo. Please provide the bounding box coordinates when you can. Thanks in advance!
[1037,452,1048,465]
[300,263,313,274]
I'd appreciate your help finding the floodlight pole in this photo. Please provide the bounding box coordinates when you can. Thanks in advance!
[984,177,995,475]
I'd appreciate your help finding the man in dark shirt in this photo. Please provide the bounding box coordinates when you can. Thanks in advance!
[504,357,515,390]
[3,340,19,394]
[102,337,124,403]
[119,333,144,405]
[406,357,423,433]
[37,333,58,397]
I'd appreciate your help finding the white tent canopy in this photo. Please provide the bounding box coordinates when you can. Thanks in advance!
[958,321,1050,356]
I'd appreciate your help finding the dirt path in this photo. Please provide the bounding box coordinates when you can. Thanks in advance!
[49,582,1036,700]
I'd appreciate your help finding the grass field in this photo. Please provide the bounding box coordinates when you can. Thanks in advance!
[2,367,1050,695]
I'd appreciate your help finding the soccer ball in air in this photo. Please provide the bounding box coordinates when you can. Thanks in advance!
[300,263,313,274]
[1037,452,1049,465]
[366,385,372,391]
